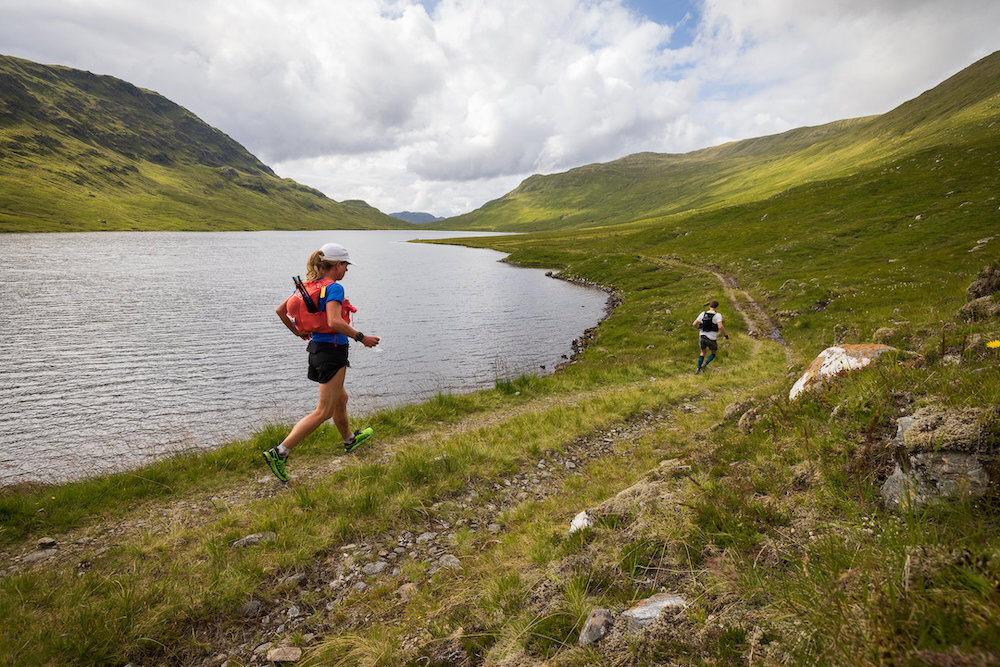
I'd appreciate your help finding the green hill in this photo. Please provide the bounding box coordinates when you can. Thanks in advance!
[436,50,1000,233]
[0,51,999,666]
[0,55,410,232]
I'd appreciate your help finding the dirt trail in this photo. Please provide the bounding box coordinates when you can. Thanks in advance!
[4,257,785,577]
[0,380,667,577]
[651,255,792,360]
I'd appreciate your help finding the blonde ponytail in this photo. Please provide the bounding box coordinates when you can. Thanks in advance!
[305,250,337,281]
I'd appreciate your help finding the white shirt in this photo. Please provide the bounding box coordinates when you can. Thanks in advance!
[696,310,723,340]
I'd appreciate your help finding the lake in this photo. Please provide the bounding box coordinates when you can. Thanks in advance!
[0,230,608,485]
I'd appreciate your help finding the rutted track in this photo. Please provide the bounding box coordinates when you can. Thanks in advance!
[652,255,792,361]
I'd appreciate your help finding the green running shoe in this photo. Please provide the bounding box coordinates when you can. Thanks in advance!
[345,427,373,453]
[262,447,289,482]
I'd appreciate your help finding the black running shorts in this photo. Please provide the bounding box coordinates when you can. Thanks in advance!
[699,335,719,352]
[306,341,350,383]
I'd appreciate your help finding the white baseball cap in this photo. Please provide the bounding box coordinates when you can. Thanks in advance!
[319,242,352,264]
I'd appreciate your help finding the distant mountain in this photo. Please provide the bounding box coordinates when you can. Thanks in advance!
[0,54,413,232]
[436,50,1000,232]
[389,211,445,224]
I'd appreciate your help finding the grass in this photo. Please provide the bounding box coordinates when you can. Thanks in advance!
[3,50,1000,666]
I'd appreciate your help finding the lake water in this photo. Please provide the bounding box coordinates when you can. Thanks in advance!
[0,230,607,486]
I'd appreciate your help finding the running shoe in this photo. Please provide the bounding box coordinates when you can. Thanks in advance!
[345,427,373,453]
[262,447,289,482]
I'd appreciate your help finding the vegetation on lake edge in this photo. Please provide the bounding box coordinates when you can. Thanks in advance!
[1,51,999,666]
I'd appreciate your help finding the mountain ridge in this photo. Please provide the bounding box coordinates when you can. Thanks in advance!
[0,55,411,232]
[432,49,1000,232]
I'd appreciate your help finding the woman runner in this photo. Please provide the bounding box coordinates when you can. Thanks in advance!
[263,242,380,482]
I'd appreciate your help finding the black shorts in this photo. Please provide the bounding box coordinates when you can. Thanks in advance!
[306,341,349,383]
[699,335,719,352]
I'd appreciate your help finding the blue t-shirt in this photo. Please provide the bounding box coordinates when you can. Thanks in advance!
[312,281,349,345]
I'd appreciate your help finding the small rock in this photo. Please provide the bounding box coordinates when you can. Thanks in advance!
[416,532,437,543]
[37,537,57,550]
[579,607,615,646]
[237,600,262,618]
[568,510,593,534]
[621,593,687,632]
[487,523,501,533]
[282,572,307,586]
[231,531,277,549]
[266,646,302,663]
[439,554,462,570]
[22,550,55,564]
[362,561,389,576]
[286,605,302,620]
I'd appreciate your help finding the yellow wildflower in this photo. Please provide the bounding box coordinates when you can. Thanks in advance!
[988,339,1000,349]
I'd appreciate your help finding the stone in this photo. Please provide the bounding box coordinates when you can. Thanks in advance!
[230,531,277,549]
[737,408,759,433]
[621,593,687,632]
[286,605,302,620]
[578,607,614,646]
[967,265,1000,300]
[898,406,999,455]
[438,554,461,570]
[416,532,437,543]
[568,510,593,534]
[237,599,262,618]
[789,344,897,399]
[21,549,55,564]
[882,452,991,512]
[362,561,388,576]
[281,572,307,586]
[37,537,57,550]
[266,646,302,663]
[957,295,1000,322]
[723,400,751,421]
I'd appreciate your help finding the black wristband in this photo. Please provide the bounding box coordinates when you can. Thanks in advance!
[355,331,365,342]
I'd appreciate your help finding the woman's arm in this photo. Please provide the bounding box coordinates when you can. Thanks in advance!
[326,301,380,347]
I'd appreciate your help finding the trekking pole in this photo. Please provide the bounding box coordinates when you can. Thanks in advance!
[293,276,319,313]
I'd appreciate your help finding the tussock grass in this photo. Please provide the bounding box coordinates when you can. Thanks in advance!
[4,52,1000,665]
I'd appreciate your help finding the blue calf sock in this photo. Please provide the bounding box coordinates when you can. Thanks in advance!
[703,353,716,367]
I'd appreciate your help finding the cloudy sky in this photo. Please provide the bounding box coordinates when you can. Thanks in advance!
[2,0,999,217]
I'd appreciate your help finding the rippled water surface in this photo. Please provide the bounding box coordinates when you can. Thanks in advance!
[0,230,607,485]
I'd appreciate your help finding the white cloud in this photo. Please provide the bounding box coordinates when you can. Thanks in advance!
[1,0,998,216]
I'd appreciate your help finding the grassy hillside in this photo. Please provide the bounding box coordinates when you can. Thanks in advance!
[0,52,998,665]
[436,50,1000,233]
[0,55,410,232]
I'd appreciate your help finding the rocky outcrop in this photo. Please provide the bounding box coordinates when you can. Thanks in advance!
[789,344,897,400]
[966,263,1000,300]
[881,406,1000,511]
[957,295,1000,321]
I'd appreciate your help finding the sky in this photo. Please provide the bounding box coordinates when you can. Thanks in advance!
[1,1,999,217]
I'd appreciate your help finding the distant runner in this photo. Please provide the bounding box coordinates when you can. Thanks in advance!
[692,300,728,374]
[262,242,380,482]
